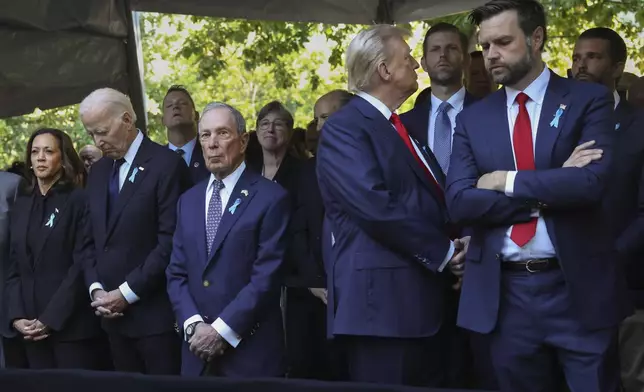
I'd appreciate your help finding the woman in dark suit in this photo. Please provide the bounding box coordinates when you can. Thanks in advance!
[5,128,109,370]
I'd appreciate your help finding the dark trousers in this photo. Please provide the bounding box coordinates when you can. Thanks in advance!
[491,269,620,392]
[285,288,346,381]
[24,337,111,370]
[340,335,444,387]
[107,331,181,375]
[1,336,28,368]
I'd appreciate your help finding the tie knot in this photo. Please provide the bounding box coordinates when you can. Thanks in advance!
[114,158,126,169]
[438,101,452,113]
[516,92,530,106]
[389,113,401,125]
[176,148,185,157]
[212,180,225,192]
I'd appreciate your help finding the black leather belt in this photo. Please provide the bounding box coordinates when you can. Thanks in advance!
[501,258,559,273]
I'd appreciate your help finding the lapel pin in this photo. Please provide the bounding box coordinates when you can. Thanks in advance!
[129,167,139,183]
[549,104,566,128]
[241,189,248,197]
[138,166,145,171]
[55,208,59,213]
[615,123,621,130]
[229,198,242,214]
[45,212,56,228]
[194,162,200,168]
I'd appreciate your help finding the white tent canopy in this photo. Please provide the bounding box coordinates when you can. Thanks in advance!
[0,0,484,128]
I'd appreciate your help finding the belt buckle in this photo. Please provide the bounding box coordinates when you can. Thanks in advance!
[525,259,544,273]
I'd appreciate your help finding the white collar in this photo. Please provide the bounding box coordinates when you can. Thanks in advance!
[505,65,551,107]
[357,91,393,120]
[168,137,197,152]
[430,86,466,113]
[123,130,144,165]
[613,90,621,110]
[207,161,246,192]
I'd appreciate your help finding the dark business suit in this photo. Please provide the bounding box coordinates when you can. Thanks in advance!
[0,172,28,368]
[6,185,108,369]
[167,167,290,377]
[604,100,644,391]
[316,95,455,386]
[167,141,209,185]
[85,136,190,374]
[401,90,497,390]
[446,72,631,391]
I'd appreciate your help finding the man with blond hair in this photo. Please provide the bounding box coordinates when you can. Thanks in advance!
[315,25,467,386]
[80,87,190,374]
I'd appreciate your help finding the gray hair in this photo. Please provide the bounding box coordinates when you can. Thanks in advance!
[79,87,137,122]
[346,25,409,93]
[200,102,247,135]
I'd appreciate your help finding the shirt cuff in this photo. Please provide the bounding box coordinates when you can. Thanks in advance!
[212,317,242,348]
[183,314,204,341]
[89,282,104,300]
[504,171,518,196]
[438,241,456,272]
[119,282,140,304]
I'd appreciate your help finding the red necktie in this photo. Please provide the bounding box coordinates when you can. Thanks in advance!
[510,93,537,247]
[390,113,443,197]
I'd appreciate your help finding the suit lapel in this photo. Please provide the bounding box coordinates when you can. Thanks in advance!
[534,74,570,169]
[207,169,258,263]
[17,198,32,268]
[106,138,154,239]
[487,90,517,171]
[33,191,71,268]
[407,101,431,147]
[191,142,205,171]
[94,160,111,237]
[193,181,208,265]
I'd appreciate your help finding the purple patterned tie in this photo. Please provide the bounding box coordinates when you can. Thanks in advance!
[206,180,225,253]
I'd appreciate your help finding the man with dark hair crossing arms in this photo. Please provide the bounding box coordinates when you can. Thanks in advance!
[447,1,631,391]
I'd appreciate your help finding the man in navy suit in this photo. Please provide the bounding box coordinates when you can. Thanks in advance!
[446,1,631,391]
[166,102,290,377]
[401,23,497,390]
[163,85,209,184]
[80,88,190,374]
[316,25,467,387]
[572,27,644,391]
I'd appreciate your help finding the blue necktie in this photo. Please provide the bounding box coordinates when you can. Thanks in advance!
[108,158,126,216]
[206,180,225,254]
[433,101,452,173]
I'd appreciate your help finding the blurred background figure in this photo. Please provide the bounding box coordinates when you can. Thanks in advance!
[78,145,102,173]
[466,50,496,98]
[629,76,644,110]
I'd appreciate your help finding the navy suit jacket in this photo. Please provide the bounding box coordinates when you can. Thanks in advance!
[85,137,191,338]
[316,95,454,339]
[604,101,644,307]
[446,72,631,333]
[166,168,290,377]
[166,142,210,185]
[6,187,102,341]
[401,89,478,147]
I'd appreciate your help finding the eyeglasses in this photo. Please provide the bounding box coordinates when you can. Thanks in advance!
[258,119,288,130]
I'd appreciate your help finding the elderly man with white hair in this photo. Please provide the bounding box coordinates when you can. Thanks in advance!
[315,25,467,386]
[166,102,290,377]
[79,87,190,374]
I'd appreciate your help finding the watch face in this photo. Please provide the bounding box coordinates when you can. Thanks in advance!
[186,324,195,335]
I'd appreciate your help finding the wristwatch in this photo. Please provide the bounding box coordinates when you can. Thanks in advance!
[185,321,202,341]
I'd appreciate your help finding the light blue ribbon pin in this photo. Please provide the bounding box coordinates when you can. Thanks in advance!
[615,123,621,130]
[128,167,139,183]
[45,213,55,228]
[228,198,242,214]
[550,105,566,128]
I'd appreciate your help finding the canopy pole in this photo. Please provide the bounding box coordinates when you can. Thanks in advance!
[124,0,148,135]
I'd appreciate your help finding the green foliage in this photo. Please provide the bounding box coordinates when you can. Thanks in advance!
[1,2,643,167]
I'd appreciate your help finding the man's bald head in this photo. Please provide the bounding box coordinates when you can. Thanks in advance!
[314,89,354,132]
[629,76,644,109]
[79,144,103,171]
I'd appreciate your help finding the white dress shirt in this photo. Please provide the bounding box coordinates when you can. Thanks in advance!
[502,66,557,261]
[613,90,620,110]
[428,87,466,149]
[89,130,145,303]
[357,91,455,270]
[168,138,197,166]
[183,161,247,348]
